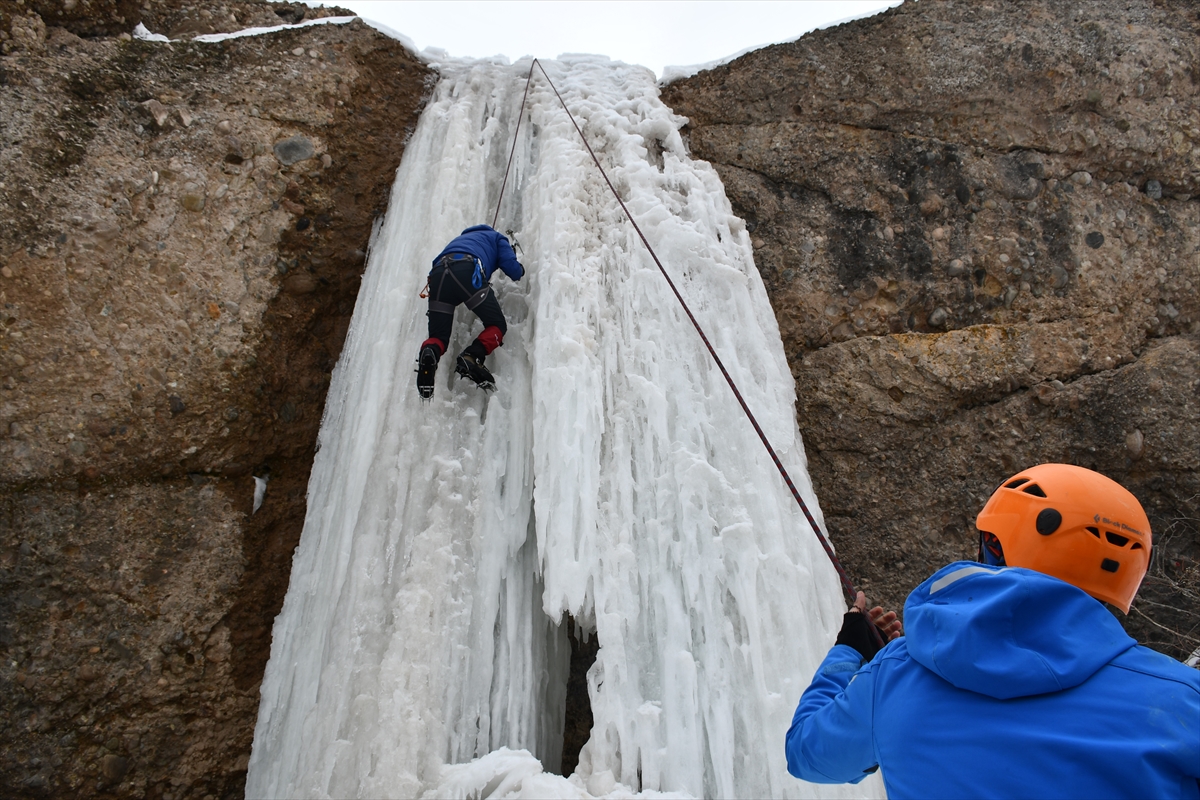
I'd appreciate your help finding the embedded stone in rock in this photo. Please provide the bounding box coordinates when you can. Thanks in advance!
[225,136,245,163]
[140,99,171,128]
[1085,231,1105,249]
[1145,180,1163,200]
[168,395,186,416]
[283,273,317,294]
[94,221,121,241]
[100,754,129,782]
[181,192,206,212]
[928,307,949,327]
[1126,429,1145,460]
[1050,265,1070,289]
[274,135,315,165]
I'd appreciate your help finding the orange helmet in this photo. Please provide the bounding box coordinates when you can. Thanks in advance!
[975,463,1151,613]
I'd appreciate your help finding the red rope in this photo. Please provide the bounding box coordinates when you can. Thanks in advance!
[491,60,537,230]
[493,59,870,617]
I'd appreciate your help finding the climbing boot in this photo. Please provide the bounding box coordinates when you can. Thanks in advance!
[455,352,495,392]
[416,344,440,399]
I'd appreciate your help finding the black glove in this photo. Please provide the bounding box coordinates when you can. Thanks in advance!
[835,611,884,662]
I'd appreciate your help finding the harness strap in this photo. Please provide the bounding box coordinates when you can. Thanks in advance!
[428,300,456,315]
[464,286,492,310]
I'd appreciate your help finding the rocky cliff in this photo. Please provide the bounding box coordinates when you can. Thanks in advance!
[0,3,431,797]
[1,0,1197,798]
[662,0,1199,654]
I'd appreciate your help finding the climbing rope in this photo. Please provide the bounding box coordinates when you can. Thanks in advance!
[491,60,538,229]
[493,59,872,617]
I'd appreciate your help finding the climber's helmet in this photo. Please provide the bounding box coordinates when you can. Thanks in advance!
[975,463,1151,612]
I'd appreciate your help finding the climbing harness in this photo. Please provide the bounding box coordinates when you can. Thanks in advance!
[494,60,875,627]
[427,254,492,315]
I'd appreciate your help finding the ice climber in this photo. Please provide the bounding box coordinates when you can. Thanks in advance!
[785,463,1200,799]
[416,224,524,398]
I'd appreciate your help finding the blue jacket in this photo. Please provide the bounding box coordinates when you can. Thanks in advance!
[786,562,1200,799]
[433,225,524,283]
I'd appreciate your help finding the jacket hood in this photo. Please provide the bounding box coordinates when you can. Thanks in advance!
[461,224,494,234]
[904,562,1136,699]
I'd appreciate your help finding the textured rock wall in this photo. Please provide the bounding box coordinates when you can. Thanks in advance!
[662,0,1200,654]
[0,5,431,797]
[3,0,1197,796]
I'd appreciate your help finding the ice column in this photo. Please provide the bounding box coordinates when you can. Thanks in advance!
[248,54,882,800]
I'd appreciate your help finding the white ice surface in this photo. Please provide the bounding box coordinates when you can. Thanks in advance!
[247,55,883,800]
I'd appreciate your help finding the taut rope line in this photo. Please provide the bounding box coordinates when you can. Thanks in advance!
[491,59,870,615]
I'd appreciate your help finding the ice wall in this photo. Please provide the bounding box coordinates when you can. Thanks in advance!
[247,55,882,800]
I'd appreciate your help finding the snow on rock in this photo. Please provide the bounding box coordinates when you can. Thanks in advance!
[246,55,883,800]
[132,22,169,43]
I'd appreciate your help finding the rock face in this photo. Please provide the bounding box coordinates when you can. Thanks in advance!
[2,0,1197,796]
[662,0,1200,654]
[0,7,430,798]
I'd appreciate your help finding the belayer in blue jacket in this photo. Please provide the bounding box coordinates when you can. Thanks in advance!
[416,224,524,398]
[786,463,1200,799]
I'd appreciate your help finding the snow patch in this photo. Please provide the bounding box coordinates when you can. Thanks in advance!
[131,14,423,60]
[132,23,169,43]
[421,747,690,799]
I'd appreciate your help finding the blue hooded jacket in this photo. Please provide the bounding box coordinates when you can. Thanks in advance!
[433,225,524,283]
[786,562,1200,799]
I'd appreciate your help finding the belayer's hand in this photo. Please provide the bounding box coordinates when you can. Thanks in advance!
[836,591,903,661]
[853,591,903,641]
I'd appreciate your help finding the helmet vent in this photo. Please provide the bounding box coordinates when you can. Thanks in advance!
[1105,532,1130,547]
[1005,478,1031,490]
[1086,526,1101,538]
[1131,542,1144,550]
[1101,558,1120,573]
[1021,483,1047,498]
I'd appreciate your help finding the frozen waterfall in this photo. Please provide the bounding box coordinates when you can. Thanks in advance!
[247,55,882,800]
